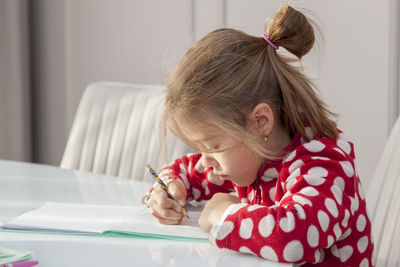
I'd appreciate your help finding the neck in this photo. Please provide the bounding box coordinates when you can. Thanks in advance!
[267,123,291,156]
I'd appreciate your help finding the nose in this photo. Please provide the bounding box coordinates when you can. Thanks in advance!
[201,152,219,168]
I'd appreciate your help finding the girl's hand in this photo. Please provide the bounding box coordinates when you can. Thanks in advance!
[148,180,187,225]
[199,193,241,232]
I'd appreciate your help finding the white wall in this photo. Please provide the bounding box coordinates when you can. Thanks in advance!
[0,0,31,161]
[33,0,397,187]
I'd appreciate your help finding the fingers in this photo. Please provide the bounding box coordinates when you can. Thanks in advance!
[148,187,184,224]
[151,186,183,213]
[150,208,183,225]
[167,180,187,206]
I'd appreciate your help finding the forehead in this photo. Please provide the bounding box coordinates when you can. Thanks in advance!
[181,122,226,142]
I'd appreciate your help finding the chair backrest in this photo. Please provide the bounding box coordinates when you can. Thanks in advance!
[61,81,194,182]
[366,116,400,266]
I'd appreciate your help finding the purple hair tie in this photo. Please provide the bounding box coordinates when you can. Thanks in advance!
[262,32,279,50]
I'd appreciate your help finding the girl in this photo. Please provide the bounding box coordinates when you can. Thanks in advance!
[147,4,374,266]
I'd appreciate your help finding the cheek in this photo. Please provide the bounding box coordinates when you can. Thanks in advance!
[231,146,261,170]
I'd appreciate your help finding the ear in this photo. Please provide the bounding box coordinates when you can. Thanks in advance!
[249,103,275,136]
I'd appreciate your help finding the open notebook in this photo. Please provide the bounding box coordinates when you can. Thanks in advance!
[2,202,208,241]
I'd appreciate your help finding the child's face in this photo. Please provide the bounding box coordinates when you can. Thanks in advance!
[187,124,263,187]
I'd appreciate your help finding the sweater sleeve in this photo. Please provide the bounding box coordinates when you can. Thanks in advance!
[155,153,235,202]
[208,142,357,264]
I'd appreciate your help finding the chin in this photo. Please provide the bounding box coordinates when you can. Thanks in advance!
[232,177,257,187]
[232,180,252,187]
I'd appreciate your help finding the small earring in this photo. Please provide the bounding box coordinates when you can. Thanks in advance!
[264,135,268,142]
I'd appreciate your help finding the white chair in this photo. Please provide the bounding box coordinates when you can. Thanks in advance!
[366,116,400,266]
[60,81,194,182]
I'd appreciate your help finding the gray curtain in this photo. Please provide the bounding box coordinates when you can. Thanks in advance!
[0,0,32,161]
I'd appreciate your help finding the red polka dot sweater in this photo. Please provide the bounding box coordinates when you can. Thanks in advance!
[157,131,374,266]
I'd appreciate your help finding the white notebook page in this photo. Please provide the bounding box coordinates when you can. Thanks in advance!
[4,202,208,239]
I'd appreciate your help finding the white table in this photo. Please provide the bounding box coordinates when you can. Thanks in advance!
[0,160,291,267]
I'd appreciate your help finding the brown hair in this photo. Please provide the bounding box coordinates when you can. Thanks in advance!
[162,3,338,160]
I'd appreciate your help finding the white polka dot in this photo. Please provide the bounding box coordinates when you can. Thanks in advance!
[269,186,276,202]
[304,140,325,153]
[333,223,342,239]
[241,198,248,203]
[248,204,263,212]
[308,167,329,177]
[293,195,313,206]
[286,178,297,192]
[262,168,279,182]
[192,188,201,200]
[357,236,369,253]
[325,198,339,218]
[359,257,369,267]
[258,214,275,237]
[334,177,345,191]
[307,225,319,247]
[305,126,314,139]
[179,164,191,188]
[314,249,321,263]
[356,214,367,232]
[339,245,354,262]
[279,211,296,233]
[315,249,325,263]
[294,204,306,220]
[334,147,346,156]
[338,228,352,241]
[227,203,247,215]
[201,180,210,195]
[287,167,300,181]
[330,245,339,257]
[342,209,350,227]
[311,156,330,161]
[304,174,326,186]
[239,246,255,255]
[289,159,304,173]
[260,246,278,261]
[239,218,254,239]
[283,240,304,262]
[299,187,319,197]
[216,221,234,240]
[340,161,354,177]
[327,235,335,247]
[280,190,292,201]
[285,150,296,162]
[248,190,255,202]
[318,210,330,232]
[337,139,351,155]
[331,185,343,205]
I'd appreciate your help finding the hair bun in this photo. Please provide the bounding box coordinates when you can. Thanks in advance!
[267,4,315,58]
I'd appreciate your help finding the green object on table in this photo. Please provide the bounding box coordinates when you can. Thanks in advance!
[0,247,34,264]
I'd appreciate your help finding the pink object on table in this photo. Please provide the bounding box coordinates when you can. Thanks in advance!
[1,261,39,267]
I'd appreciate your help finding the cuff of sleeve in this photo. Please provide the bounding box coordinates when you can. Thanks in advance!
[208,203,246,246]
